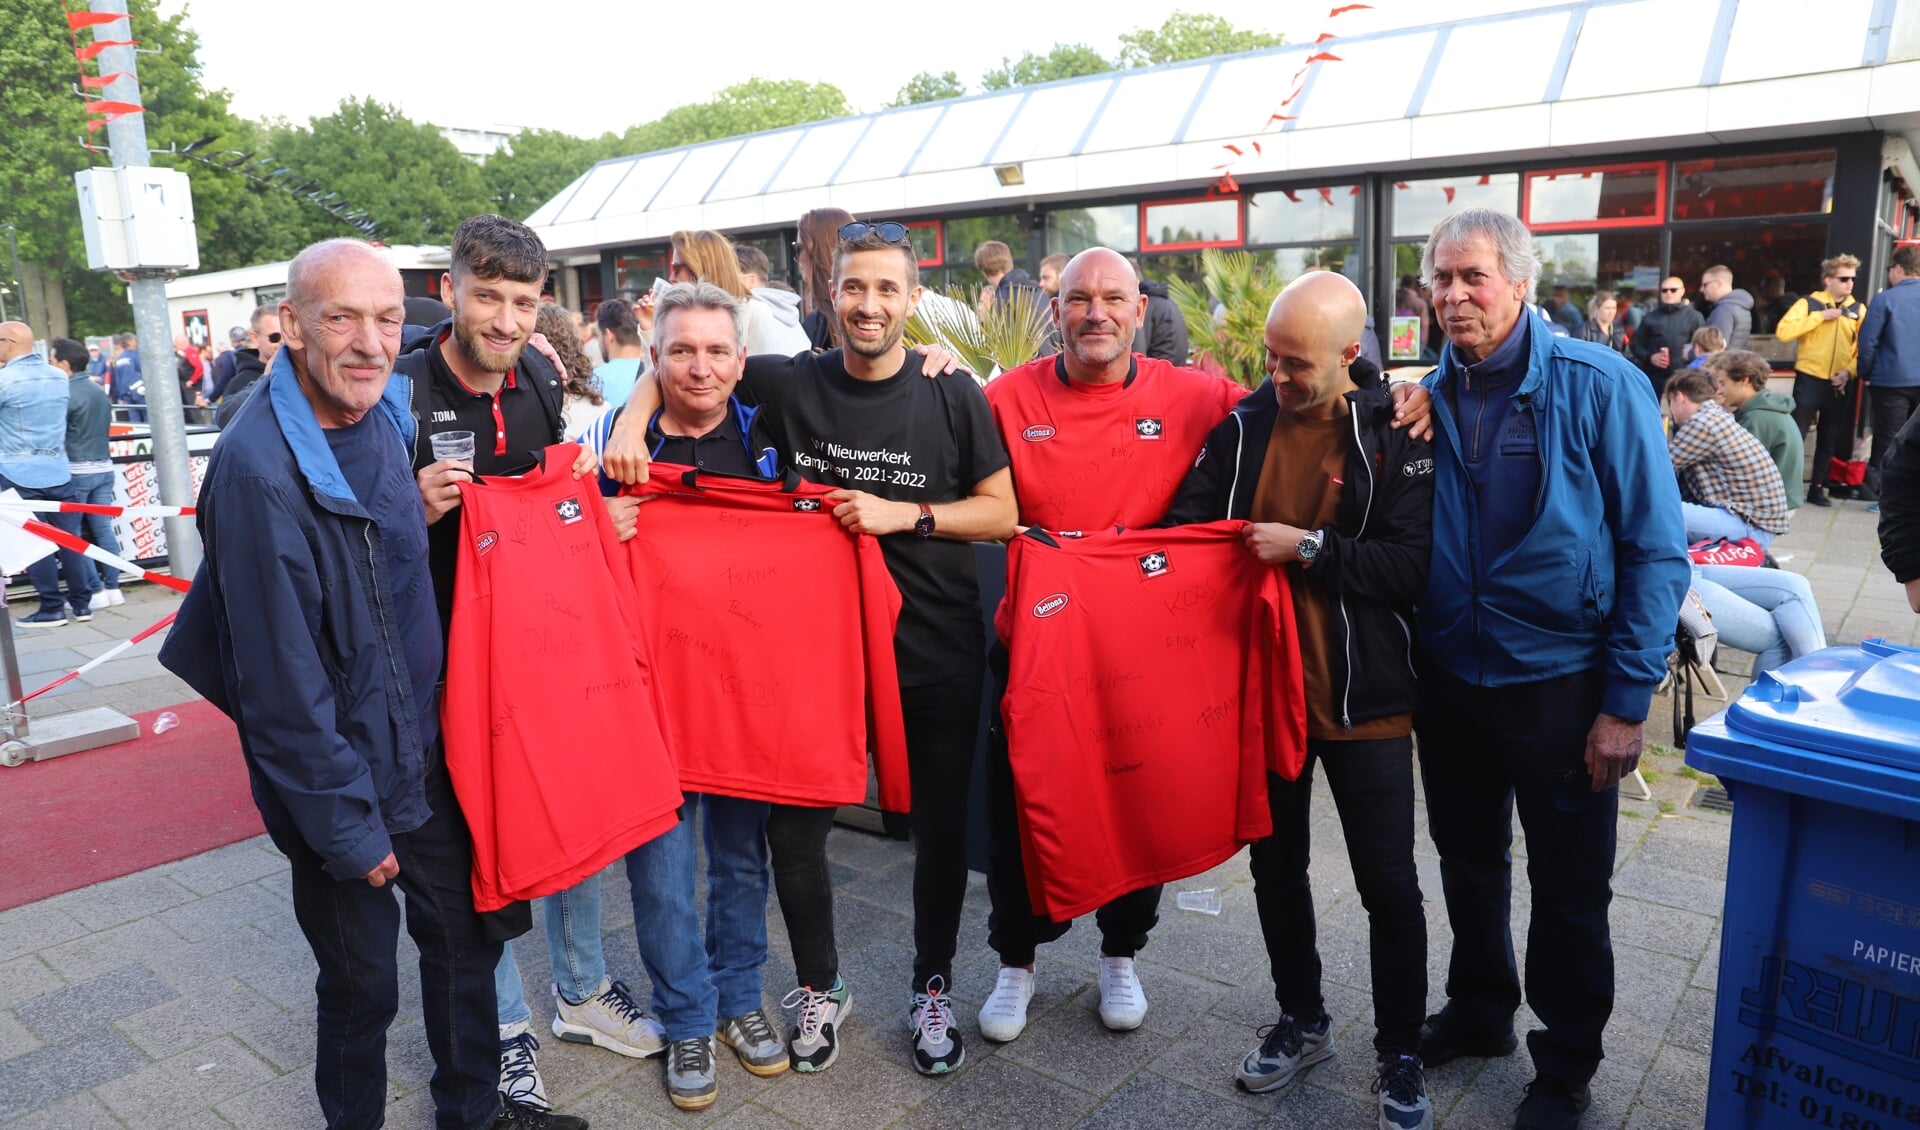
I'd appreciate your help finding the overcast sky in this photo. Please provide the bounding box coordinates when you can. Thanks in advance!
[154,0,1550,139]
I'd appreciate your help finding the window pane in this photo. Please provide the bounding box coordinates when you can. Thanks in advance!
[907,224,941,265]
[1670,150,1835,221]
[1532,230,1664,334]
[1047,205,1138,255]
[733,233,789,285]
[1143,199,1240,249]
[1526,165,1661,226]
[1392,173,1518,238]
[1137,252,1206,290]
[1259,244,1359,282]
[614,248,669,295]
[1667,221,1831,363]
[1246,186,1358,245]
[944,215,1025,265]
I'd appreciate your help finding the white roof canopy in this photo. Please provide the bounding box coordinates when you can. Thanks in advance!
[530,0,1920,254]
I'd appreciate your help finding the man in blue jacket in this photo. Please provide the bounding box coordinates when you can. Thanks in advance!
[1412,210,1687,1130]
[159,240,550,1130]
[1861,244,1920,498]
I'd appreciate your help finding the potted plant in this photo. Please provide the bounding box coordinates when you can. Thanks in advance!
[1167,249,1286,389]
[905,285,1053,381]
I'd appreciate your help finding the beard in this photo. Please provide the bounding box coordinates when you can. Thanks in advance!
[453,318,524,374]
[841,316,904,359]
[1066,322,1130,367]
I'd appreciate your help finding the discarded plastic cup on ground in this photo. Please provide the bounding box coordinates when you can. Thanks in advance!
[1175,888,1222,915]
[153,711,179,735]
[430,430,476,468]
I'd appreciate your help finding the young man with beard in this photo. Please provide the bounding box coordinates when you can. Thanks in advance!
[407,215,781,1118]
[602,221,1018,1077]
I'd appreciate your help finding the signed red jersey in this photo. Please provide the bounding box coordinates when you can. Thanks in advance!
[444,445,683,912]
[984,354,1244,532]
[626,465,911,811]
[997,523,1305,920]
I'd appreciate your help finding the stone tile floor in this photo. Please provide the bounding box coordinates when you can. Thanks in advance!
[0,498,1901,1128]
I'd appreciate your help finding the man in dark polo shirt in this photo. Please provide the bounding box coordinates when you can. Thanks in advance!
[601,221,1018,1078]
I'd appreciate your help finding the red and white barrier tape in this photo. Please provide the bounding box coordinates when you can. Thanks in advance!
[0,501,195,518]
[10,515,191,593]
[15,611,177,705]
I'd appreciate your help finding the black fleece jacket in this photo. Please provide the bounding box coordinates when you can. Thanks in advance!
[1161,360,1434,730]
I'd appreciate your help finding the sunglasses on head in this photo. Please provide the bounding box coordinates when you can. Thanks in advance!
[838,221,912,246]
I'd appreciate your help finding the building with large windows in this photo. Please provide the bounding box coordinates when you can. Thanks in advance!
[531,0,1919,363]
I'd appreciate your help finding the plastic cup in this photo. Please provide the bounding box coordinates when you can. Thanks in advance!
[1175,888,1222,915]
[430,430,476,467]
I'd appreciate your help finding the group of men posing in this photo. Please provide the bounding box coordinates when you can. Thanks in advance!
[162,205,1687,1130]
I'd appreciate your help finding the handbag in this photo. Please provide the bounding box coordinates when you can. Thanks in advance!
[1670,589,1726,748]
[1688,537,1765,567]
[1828,377,1870,488]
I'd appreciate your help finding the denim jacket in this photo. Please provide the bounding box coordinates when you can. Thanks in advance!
[0,351,75,489]
[160,349,434,879]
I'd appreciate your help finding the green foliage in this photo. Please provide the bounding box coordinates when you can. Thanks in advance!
[1117,12,1285,68]
[618,78,851,155]
[1167,250,1285,388]
[890,71,966,108]
[269,97,490,245]
[981,44,1112,91]
[484,128,617,221]
[905,288,1051,380]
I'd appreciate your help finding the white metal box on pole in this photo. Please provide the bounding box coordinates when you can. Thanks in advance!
[74,166,199,273]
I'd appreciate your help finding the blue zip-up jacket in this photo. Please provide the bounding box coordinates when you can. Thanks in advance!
[1859,276,1920,389]
[1420,321,1688,722]
[159,349,436,880]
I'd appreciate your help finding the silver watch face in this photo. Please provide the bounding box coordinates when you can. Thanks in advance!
[1298,532,1322,560]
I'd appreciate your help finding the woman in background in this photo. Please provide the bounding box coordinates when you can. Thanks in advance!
[536,301,606,440]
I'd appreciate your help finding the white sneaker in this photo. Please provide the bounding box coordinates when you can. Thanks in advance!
[105,588,124,606]
[550,977,667,1058]
[1096,956,1149,1031]
[498,1021,549,1108]
[978,966,1036,1043]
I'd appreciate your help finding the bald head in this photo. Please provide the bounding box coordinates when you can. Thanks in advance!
[1055,247,1148,382]
[1264,271,1368,418]
[286,239,398,317]
[0,322,33,364]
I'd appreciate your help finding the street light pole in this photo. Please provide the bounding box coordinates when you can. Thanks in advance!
[88,0,200,579]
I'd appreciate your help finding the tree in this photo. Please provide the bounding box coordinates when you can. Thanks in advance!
[1116,12,1286,69]
[980,44,1113,91]
[268,98,491,246]
[484,128,617,221]
[890,71,966,108]
[619,78,851,156]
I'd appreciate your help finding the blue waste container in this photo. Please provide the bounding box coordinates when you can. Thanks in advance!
[1685,640,1920,1129]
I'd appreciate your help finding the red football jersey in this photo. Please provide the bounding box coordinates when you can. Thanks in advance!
[444,445,684,912]
[626,466,911,811]
[985,354,1245,532]
[997,523,1306,921]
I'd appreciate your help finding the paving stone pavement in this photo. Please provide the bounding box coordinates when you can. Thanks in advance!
[0,499,1902,1127]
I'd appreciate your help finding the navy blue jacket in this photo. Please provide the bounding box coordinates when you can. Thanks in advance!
[1860,276,1920,389]
[160,350,437,880]
[1421,325,1689,722]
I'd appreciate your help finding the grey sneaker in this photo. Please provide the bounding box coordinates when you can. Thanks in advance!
[1375,1053,1433,1129]
[717,1007,790,1076]
[909,976,964,1075]
[782,979,851,1072]
[551,978,666,1059]
[498,1022,548,1108]
[1236,1013,1334,1093]
[665,1035,718,1111]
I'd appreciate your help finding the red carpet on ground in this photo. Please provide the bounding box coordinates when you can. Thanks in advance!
[0,699,262,911]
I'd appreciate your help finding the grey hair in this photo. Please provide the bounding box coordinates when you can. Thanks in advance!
[654,281,745,348]
[1420,208,1539,303]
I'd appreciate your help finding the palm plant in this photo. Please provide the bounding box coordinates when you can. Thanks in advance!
[905,285,1053,380]
[1167,249,1286,388]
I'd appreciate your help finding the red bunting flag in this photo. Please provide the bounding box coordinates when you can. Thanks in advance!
[1306,51,1343,64]
[1444,186,1457,203]
[1270,114,1298,123]
[1224,144,1243,157]
[1221,173,1240,193]
[1316,32,1337,43]
[1317,187,1335,204]
[74,38,135,61]
[66,10,121,28]
[85,101,144,130]
[1329,3,1374,14]
[1477,174,1491,185]
[1283,190,1301,204]
[80,71,126,89]
[1250,141,1263,156]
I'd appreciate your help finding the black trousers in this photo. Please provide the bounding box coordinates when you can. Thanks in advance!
[765,802,839,989]
[905,675,986,993]
[984,651,1160,966]
[279,758,503,1130]
[1793,371,1861,489]
[1251,737,1426,1056]
[1415,664,1618,1089]
[1870,385,1920,489]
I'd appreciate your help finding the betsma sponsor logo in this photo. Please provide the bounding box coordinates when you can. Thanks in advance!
[1032,593,1070,618]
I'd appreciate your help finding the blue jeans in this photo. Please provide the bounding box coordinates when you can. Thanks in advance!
[70,471,120,590]
[1681,501,1775,549]
[493,793,770,1039]
[8,479,98,616]
[1689,564,1827,673]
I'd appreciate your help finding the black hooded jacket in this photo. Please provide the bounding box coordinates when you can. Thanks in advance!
[1161,359,1434,730]
[1132,280,1190,367]
[212,348,269,429]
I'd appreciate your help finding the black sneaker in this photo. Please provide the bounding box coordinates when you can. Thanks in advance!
[908,976,964,1075]
[1235,1013,1333,1093]
[1416,1010,1518,1069]
[490,1097,588,1128]
[1514,1078,1592,1129]
[17,610,66,627]
[1375,1053,1433,1129]
[1807,484,1832,507]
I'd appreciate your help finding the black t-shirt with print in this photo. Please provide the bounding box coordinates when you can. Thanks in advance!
[738,348,1010,686]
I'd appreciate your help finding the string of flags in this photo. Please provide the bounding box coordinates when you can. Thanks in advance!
[1210,4,1373,198]
[64,6,142,132]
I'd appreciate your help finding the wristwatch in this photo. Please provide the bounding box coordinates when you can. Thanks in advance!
[914,502,936,539]
[1295,529,1324,562]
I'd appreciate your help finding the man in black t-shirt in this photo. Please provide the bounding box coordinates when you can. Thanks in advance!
[604,224,1017,1078]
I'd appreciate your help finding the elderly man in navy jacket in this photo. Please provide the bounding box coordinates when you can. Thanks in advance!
[160,240,538,1130]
